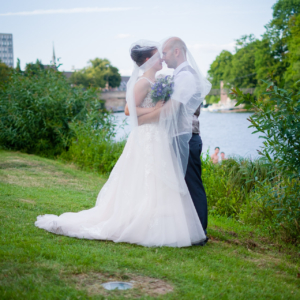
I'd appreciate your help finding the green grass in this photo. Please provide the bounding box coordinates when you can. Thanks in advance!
[0,150,299,300]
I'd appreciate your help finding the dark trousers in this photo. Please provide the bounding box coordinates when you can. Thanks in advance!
[185,134,208,233]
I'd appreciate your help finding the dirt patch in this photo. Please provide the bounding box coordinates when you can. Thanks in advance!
[0,161,86,191]
[246,254,290,269]
[0,158,40,169]
[228,231,238,237]
[19,199,36,204]
[0,162,35,170]
[72,272,173,298]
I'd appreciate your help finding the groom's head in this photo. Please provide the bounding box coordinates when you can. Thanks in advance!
[162,37,187,69]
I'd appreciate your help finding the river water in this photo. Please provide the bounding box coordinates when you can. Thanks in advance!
[113,111,264,159]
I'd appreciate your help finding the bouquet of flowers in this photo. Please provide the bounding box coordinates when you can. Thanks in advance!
[150,75,174,103]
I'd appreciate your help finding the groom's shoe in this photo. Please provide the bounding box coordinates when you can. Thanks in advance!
[193,237,209,246]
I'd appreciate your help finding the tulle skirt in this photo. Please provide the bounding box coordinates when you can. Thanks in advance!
[35,124,206,247]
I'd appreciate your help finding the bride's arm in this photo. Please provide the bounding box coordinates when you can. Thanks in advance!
[138,99,179,125]
[138,107,161,125]
[125,79,163,117]
[125,102,163,117]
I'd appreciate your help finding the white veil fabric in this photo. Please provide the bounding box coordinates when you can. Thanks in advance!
[121,39,208,245]
[158,37,212,176]
[126,38,212,191]
[126,40,161,129]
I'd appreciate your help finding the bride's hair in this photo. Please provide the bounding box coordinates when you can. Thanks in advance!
[130,45,157,66]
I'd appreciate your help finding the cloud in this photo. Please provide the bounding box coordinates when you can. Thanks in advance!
[0,7,139,16]
[188,42,235,53]
[116,34,132,39]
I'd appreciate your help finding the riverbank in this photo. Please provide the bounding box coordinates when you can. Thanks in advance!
[1,150,299,299]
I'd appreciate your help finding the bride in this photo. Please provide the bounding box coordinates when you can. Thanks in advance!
[35,40,206,247]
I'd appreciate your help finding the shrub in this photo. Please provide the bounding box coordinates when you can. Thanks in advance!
[0,60,12,86]
[231,80,300,242]
[202,153,272,218]
[61,106,126,174]
[0,68,99,157]
[202,152,300,242]
[239,178,300,242]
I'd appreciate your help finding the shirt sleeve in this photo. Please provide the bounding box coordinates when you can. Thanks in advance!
[171,71,197,105]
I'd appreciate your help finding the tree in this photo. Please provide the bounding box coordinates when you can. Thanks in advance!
[255,0,300,87]
[24,59,45,76]
[0,60,12,86]
[207,35,259,91]
[70,58,121,89]
[0,67,99,157]
[208,0,300,98]
[284,13,300,88]
[225,35,259,89]
[271,0,300,32]
[207,50,232,89]
[232,80,300,240]
[254,37,280,95]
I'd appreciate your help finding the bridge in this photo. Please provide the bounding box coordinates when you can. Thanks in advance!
[100,91,127,112]
[100,81,255,112]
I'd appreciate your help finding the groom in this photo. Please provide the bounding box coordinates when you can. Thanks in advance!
[138,37,208,246]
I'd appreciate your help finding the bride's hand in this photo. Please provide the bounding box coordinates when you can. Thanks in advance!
[154,100,164,110]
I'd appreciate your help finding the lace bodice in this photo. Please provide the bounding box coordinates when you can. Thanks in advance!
[138,77,155,108]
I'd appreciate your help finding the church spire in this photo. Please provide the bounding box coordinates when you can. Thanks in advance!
[52,42,56,65]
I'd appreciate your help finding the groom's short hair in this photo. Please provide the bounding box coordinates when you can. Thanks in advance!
[165,37,187,55]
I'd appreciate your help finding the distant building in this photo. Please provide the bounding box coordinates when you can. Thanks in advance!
[62,71,73,79]
[101,76,130,112]
[0,33,14,68]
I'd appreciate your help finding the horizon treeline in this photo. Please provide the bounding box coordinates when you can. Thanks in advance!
[207,0,300,103]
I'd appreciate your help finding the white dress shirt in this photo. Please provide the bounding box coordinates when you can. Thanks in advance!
[172,61,197,105]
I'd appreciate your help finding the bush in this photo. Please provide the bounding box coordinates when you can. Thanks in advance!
[202,152,300,242]
[0,60,12,86]
[0,68,99,157]
[229,81,300,242]
[202,153,273,217]
[239,178,300,242]
[205,95,220,104]
[60,106,126,174]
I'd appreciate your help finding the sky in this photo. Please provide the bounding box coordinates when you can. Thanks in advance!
[1,0,276,76]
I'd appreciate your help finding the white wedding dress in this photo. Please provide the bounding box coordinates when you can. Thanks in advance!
[35,78,206,247]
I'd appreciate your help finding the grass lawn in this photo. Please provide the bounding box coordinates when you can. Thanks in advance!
[0,150,299,299]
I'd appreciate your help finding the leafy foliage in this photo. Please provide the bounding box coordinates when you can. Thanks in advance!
[0,67,99,157]
[24,59,45,75]
[208,0,300,97]
[202,154,274,217]
[0,60,12,86]
[233,81,300,178]
[207,50,232,89]
[205,95,220,104]
[230,80,300,242]
[61,107,126,174]
[227,35,259,89]
[202,152,300,242]
[284,13,300,87]
[70,58,121,88]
